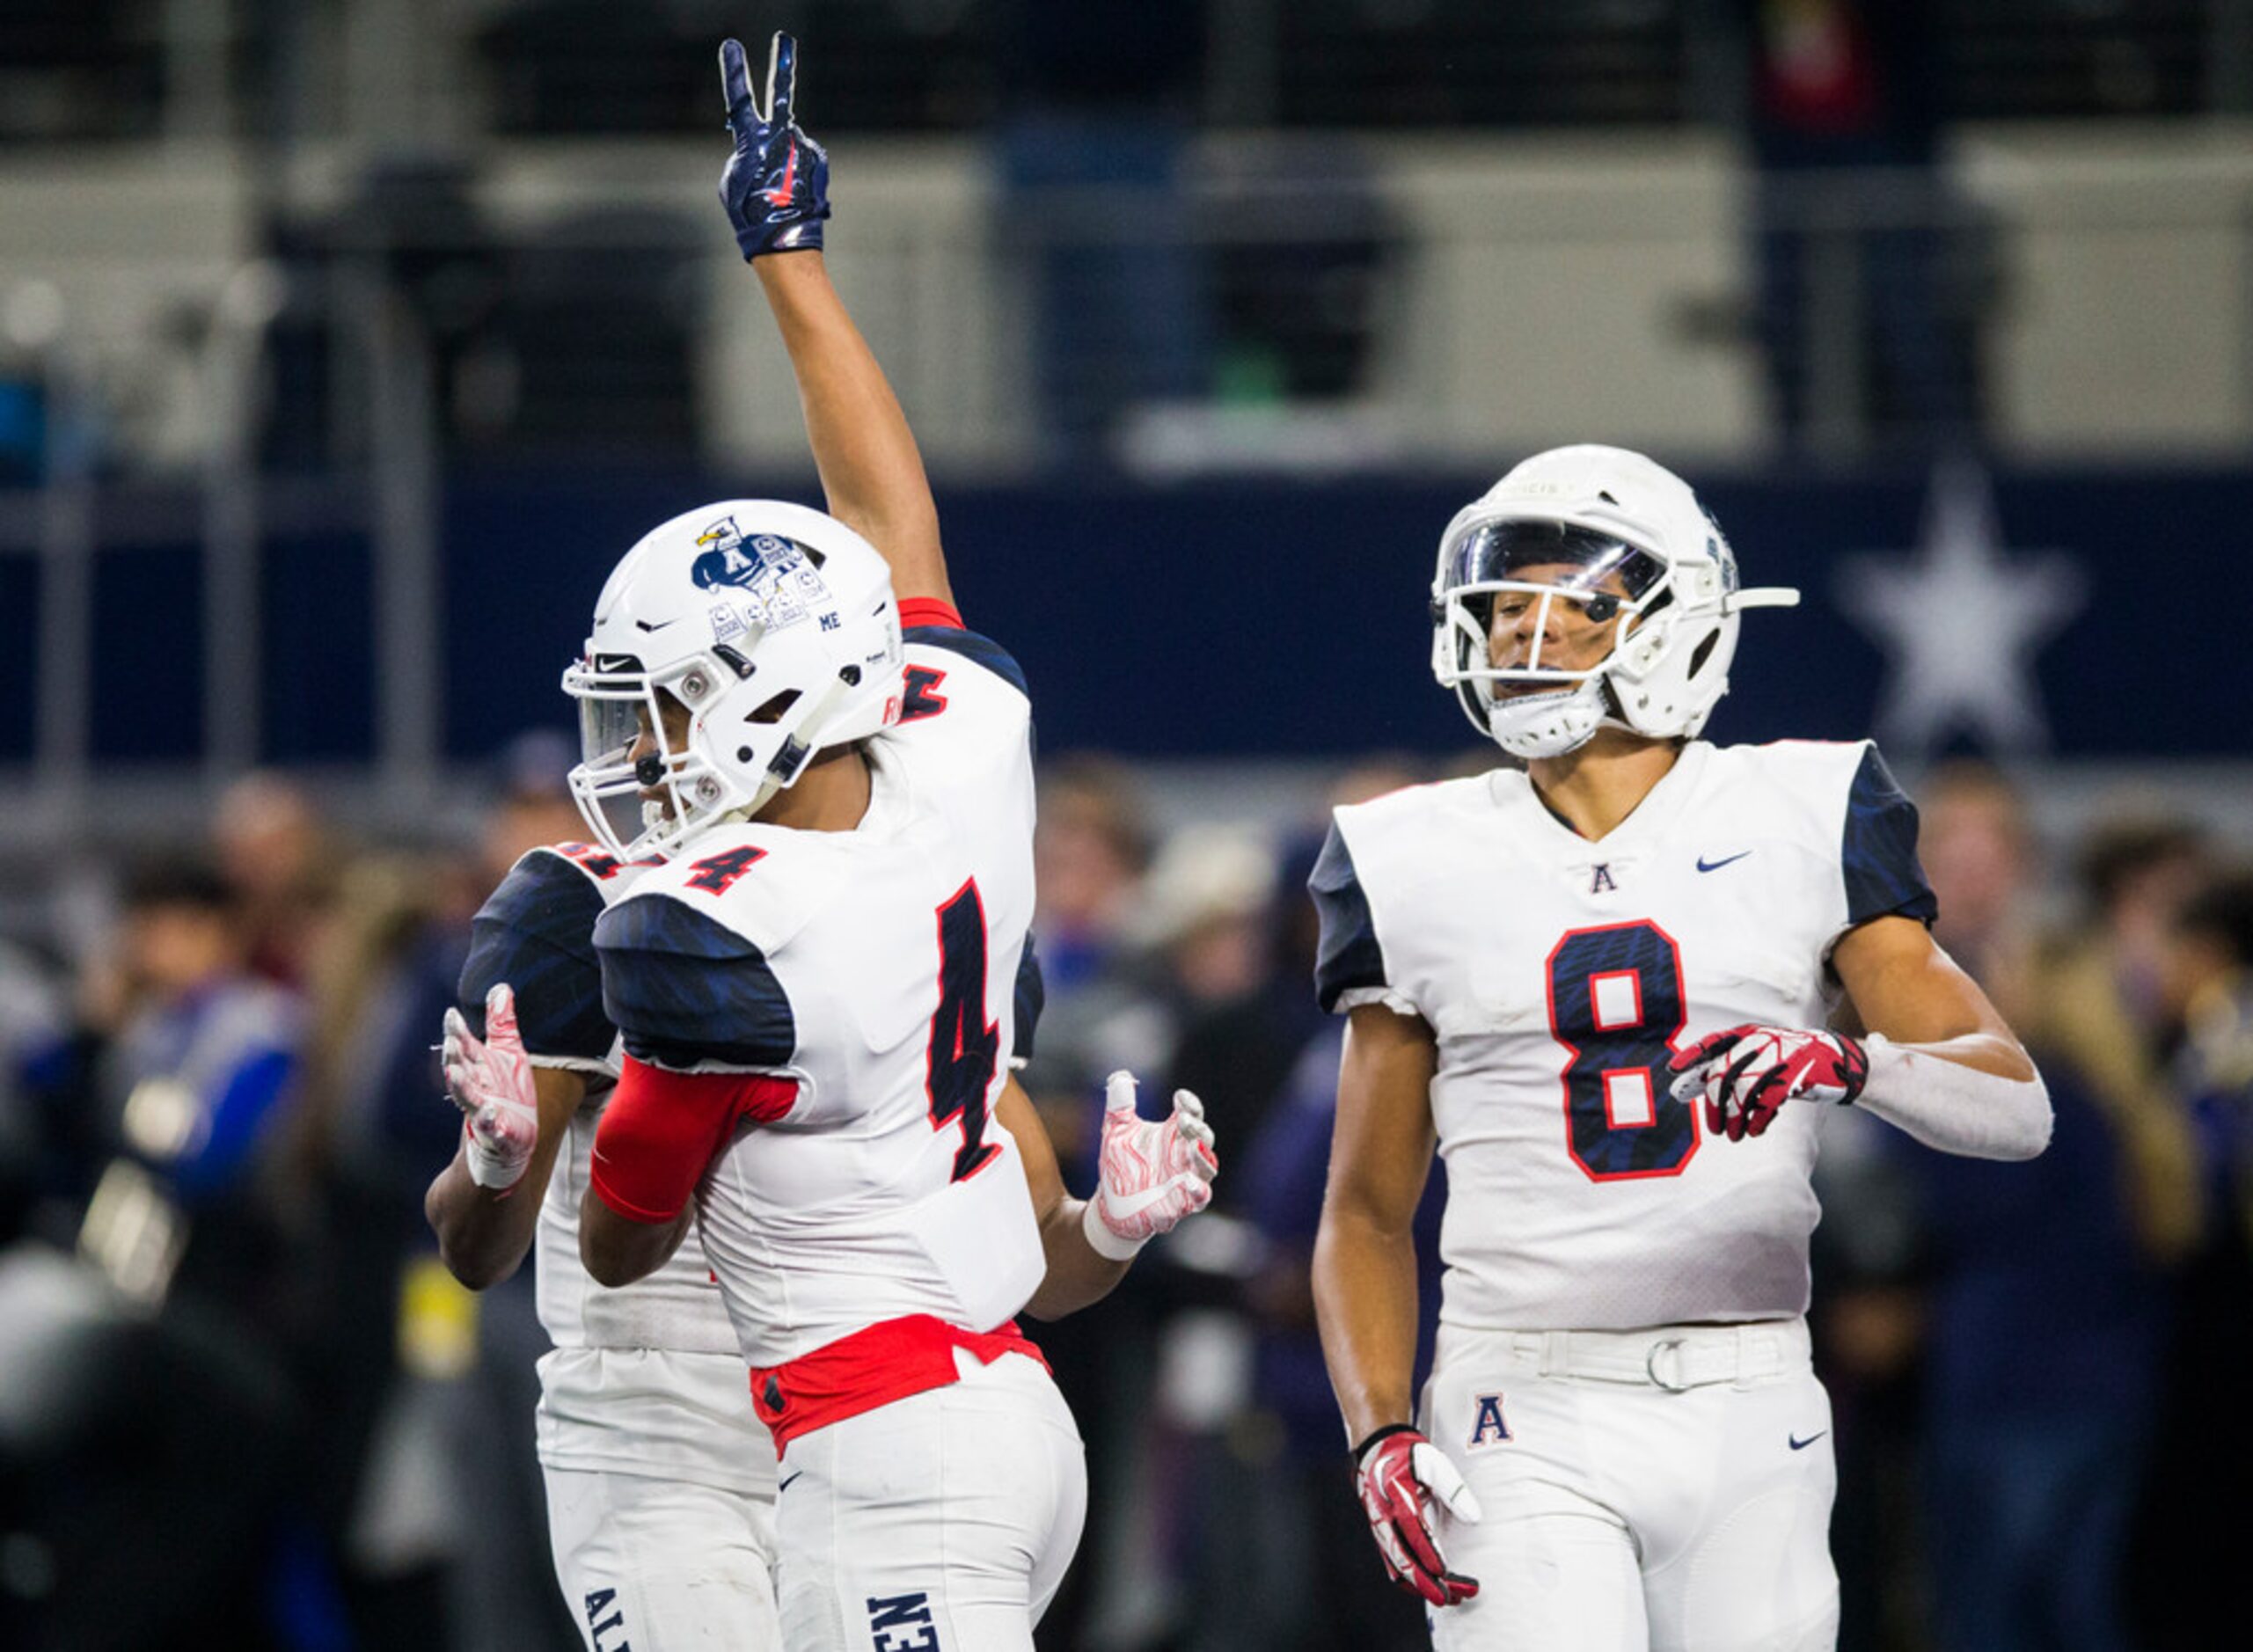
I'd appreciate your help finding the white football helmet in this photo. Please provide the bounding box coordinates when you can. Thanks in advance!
[1430,445,1800,759]
[562,500,903,859]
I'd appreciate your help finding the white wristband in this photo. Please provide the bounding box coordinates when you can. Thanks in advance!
[1081,1195,1147,1262]
[464,1128,530,1192]
[1854,1034,2053,1161]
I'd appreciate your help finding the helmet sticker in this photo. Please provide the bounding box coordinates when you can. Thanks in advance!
[690,519,828,630]
[710,603,747,643]
[692,520,794,590]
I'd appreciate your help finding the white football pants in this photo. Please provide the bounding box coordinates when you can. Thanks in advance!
[773,1349,1088,1652]
[545,1464,781,1651]
[1420,1319,1839,1652]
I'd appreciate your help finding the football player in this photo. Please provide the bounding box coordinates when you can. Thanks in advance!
[440,32,1218,1652]
[426,847,782,1652]
[1310,446,2052,1652]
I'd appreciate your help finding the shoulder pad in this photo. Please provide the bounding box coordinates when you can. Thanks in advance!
[595,891,796,1071]
[903,625,1028,699]
[460,849,614,1062]
[623,826,851,955]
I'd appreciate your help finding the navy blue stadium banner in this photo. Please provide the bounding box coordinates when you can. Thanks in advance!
[15,461,2220,768]
[435,460,2241,766]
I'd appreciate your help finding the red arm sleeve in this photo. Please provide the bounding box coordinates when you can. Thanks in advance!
[896,596,963,629]
[588,1056,798,1224]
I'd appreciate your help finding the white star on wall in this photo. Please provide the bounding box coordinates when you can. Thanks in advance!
[1835,460,2086,759]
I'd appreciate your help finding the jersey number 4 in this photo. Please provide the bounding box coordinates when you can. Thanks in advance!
[926,880,1002,1182]
[1544,920,1699,1181]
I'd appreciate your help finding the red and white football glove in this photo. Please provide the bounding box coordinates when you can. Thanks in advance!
[442,983,539,1190]
[1082,1070,1219,1261]
[1668,1023,1871,1142]
[1354,1426,1484,1608]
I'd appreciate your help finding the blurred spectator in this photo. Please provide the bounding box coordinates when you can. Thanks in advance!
[2125,866,2253,1650]
[61,852,304,1304]
[1,851,311,1649]
[1144,821,1302,1175]
[2037,815,2210,1265]
[478,728,588,881]
[1736,0,1982,453]
[1904,784,2201,1652]
[0,937,66,1239]
[214,772,340,989]
[1024,754,1157,1172]
[1226,1021,1439,1652]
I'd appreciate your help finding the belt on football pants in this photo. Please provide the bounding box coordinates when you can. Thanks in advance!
[1501,1318,1810,1393]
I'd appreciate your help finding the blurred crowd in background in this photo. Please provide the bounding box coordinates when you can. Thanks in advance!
[0,738,2248,1652]
[2,2,2252,1650]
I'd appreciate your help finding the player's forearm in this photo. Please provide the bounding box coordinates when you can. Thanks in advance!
[1023,1195,1131,1319]
[580,1191,692,1288]
[1856,1034,2052,1160]
[1876,1028,2036,1083]
[424,1148,542,1290]
[754,254,949,603]
[1313,1208,1423,1446]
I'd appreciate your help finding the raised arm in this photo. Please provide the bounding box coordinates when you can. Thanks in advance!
[719,33,952,607]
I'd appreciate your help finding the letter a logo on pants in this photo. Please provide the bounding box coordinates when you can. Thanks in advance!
[1469,1393,1511,1447]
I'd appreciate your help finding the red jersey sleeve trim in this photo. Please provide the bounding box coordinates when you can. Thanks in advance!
[897,596,964,630]
[588,1056,797,1224]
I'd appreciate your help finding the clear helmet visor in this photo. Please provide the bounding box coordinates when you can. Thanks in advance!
[1441,521,1669,686]
[562,660,715,859]
[1443,520,1668,603]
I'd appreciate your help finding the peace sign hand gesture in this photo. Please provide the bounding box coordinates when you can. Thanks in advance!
[718,32,830,259]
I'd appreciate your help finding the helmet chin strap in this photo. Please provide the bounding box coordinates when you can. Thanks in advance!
[1486,677,1608,759]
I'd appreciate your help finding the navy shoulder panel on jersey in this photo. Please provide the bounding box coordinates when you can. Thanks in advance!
[1013,933,1045,1063]
[594,893,797,1070]
[1308,820,1390,1014]
[460,852,614,1062]
[903,625,1028,698]
[1841,744,1940,929]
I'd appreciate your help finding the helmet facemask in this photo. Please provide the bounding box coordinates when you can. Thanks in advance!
[1433,520,1671,759]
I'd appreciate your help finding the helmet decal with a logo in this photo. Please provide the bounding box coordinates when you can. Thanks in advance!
[561,500,903,859]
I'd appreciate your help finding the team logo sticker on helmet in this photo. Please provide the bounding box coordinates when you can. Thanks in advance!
[691,518,830,632]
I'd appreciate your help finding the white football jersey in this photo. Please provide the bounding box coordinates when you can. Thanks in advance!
[460,842,770,1494]
[1311,739,1936,1332]
[594,629,1045,1371]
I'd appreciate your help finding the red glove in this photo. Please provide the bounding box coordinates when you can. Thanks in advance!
[1353,1426,1484,1609]
[1668,1024,1871,1141]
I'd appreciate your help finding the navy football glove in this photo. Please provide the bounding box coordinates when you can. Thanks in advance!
[718,32,830,259]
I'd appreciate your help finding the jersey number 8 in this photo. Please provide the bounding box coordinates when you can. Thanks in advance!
[1543,920,1699,1181]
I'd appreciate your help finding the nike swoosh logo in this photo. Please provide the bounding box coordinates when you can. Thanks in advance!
[1697,852,1752,873]
[777,1470,803,1493]
[1789,1431,1827,1451]
[764,143,798,207]
[634,618,679,633]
